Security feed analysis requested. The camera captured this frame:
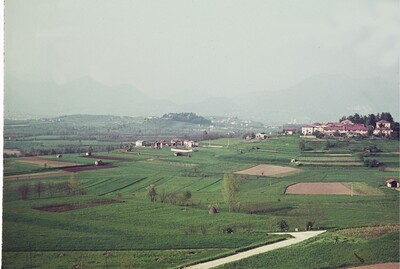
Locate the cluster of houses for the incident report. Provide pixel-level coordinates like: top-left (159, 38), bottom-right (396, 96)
top-left (135, 139), bottom-right (199, 149)
top-left (301, 120), bottom-right (393, 137)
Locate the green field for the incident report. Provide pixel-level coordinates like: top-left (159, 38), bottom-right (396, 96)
top-left (3, 136), bottom-right (399, 268)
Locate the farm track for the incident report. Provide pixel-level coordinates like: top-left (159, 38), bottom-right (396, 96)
top-left (184, 231), bottom-right (326, 269)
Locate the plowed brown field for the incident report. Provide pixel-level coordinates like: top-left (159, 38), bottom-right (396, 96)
top-left (285, 182), bottom-right (354, 195)
top-left (235, 164), bottom-right (301, 177)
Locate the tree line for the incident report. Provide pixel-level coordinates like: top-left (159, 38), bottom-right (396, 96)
top-left (339, 112), bottom-right (394, 126)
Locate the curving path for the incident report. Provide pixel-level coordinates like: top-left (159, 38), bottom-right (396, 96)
top-left (185, 230), bottom-right (326, 269)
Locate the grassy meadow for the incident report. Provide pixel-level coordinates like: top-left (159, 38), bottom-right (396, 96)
top-left (2, 135), bottom-right (399, 268)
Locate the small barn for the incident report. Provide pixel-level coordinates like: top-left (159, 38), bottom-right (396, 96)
top-left (85, 151), bottom-right (92, 156)
top-left (95, 159), bottom-right (103, 166)
top-left (56, 154), bottom-right (62, 158)
top-left (135, 140), bottom-right (146, 147)
top-left (386, 179), bottom-right (399, 188)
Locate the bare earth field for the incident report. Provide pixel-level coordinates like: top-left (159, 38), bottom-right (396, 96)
top-left (346, 263), bottom-right (400, 269)
top-left (235, 164), bottom-right (301, 177)
top-left (285, 182), bottom-right (354, 195)
top-left (19, 157), bottom-right (81, 167)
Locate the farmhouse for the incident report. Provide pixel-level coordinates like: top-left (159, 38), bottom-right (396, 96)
top-left (154, 140), bottom-right (166, 149)
top-left (256, 133), bottom-right (268, 139)
top-left (171, 139), bottom-right (198, 148)
top-left (95, 159), bottom-right (103, 166)
top-left (135, 140), bottom-right (146, 147)
top-left (373, 120), bottom-right (393, 136)
top-left (386, 179), bottom-right (399, 188)
top-left (85, 151), bottom-right (92, 156)
top-left (302, 120), bottom-right (368, 137)
top-left (283, 128), bottom-right (295, 135)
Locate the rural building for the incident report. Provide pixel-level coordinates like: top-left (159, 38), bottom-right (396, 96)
top-left (135, 140), bottom-right (146, 147)
top-left (171, 139), bottom-right (184, 147)
top-left (56, 154), bottom-right (62, 158)
top-left (283, 128), bottom-right (295, 135)
top-left (386, 179), bottom-right (399, 188)
top-left (95, 159), bottom-right (103, 166)
top-left (301, 120), bottom-right (368, 137)
top-left (244, 135), bottom-right (253, 140)
top-left (256, 133), bottom-right (268, 139)
top-left (171, 139), bottom-right (198, 148)
top-left (85, 151), bottom-right (92, 156)
top-left (373, 120), bottom-right (393, 136)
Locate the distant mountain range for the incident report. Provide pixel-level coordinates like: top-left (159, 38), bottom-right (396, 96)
top-left (4, 74), bottom-right (398, 123)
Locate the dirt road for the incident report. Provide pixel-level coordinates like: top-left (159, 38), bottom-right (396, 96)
top-left (185, 230), bottom-right (326, 269)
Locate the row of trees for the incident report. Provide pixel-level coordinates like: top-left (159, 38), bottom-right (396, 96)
top-left (4, 145), bottom-right (117, 158)
top-left (17, 177), bottom-right (86, 200)
top-left (339, 112), bottom-right (394, 126)
top-left (146, 184), bottom-right (193, 206)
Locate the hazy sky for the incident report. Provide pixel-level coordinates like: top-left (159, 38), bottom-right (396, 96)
top-left (5, 0), bottom-right (399, 102)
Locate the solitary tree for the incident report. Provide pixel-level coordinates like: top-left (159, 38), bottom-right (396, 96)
top-left (183, 190), bottom-right (192, 205)
top-left (147, 184), bottom-right (157, 202)
top-left (34, 182), bottom-right (45, 199)
top-left (223, 173), bottom-right (241, 212)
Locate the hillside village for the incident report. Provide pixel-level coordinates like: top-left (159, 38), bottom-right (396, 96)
top-left (301, 119), bottom-right (393, 137)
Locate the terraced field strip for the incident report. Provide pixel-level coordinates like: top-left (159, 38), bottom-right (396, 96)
top-left (298, 162), bottom-right (363, 166)
top-left (3, 171), bottom-right (71, 181)
top-left (185, 231), bottom-right (326, 269)
top-left (82, 155), bottom-right (133, 161)
top-left (145, 159), bottom-right (198, 167)
top-left (18, 157), bottom-right (81, 167)
top-left (297, 157), bottom-right (357, 161)
top-left (347, 263), bottom-right (400, 269)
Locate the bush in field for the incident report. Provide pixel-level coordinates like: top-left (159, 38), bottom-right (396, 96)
top-left (18, 184), bottom-right (31, 200)
top-left (306, 221), bottom-right (315, 231)
top-left (364, 159), bottom-right (381, 168)
top-left (278, 219), bottom-right (289, 231)
top-left (245, 202), bottom-right (269, 214)
top-left (147, 184), bottom-right (157, 202)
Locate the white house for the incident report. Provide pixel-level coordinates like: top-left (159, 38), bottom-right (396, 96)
top-left (135, 140), bottom-right (146, 147)
top-left (373, 120), bottom-right (393, 136)
top-left (256, 133), bottom-right (268, 139)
